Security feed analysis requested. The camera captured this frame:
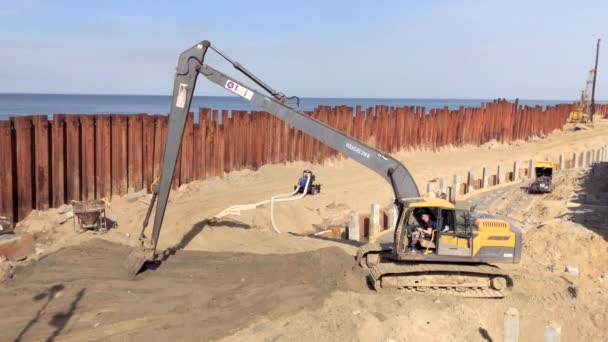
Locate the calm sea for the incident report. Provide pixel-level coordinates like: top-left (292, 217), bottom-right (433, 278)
top-left (0, 93), bottom-right (568, 121)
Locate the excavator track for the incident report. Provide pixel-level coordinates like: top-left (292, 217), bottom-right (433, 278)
top-left (355, 243), bottom-right (392, 267)
top-left (368, 263), bottom-right (512, 298)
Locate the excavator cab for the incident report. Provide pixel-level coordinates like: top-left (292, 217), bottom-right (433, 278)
top-left (395, 200), bottom-right (472, 257)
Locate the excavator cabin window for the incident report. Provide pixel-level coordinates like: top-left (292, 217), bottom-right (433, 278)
top-left (438, 209), bottom-right (469, 237)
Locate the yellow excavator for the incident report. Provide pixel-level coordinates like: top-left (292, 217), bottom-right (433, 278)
top-left (125, 40), bottom-right (522, 298)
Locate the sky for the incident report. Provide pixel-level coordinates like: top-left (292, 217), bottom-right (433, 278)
top-left (0, 0), bottom-right (606, 100)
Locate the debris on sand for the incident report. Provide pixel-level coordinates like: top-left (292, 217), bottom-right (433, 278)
top-left (0, 256), bottom-right (12, 282)
top-left (0, 217), bottom-right (12, 234)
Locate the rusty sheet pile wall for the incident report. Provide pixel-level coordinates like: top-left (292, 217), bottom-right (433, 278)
top-left (0, 100), bottom-right (580, 222)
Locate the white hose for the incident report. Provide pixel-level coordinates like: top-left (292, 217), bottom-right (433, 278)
top-left (214, 174), bottom-right (312, 234)
top-left (270, 174), bottom-right (311, 234)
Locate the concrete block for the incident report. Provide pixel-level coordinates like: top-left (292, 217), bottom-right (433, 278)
top-left (503, 307), bottom-right (520, 342)
top-left (370, 204), bottom-right (380, 237)
top-left (580, 152), bottom-right (585, 167)
top-left (0, 217), bottom-right (12, 234)
top-left (513, 161), bottom-right (520, 181)
top-left (348, 213), bottom-right (360, 242)
top-left (439, 178), bottom-right (446, 194)
top-left (0, 233), bottom-right (35, 261)
top-left (544, 321), bottom-right (561, 342)
top-left (452, 176), bottom-right (461, 201)
top-left (565, 266), bottom-right (579, 276)
top-left (467, 171), bottom-right (475, 193)
top-left (497, 165), bottom-right (503, 184)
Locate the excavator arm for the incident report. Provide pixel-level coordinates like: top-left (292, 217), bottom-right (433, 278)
top-left (125, 40), bottom-right (419, 277)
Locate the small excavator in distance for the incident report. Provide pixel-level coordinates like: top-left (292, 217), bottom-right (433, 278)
top-left (528, 161), bottom-right (554, 194)
top-left (126, 40), bottom-right (522, 298)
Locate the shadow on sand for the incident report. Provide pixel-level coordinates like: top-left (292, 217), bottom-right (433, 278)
top-left (14, 285), bottom-right (86, 342)
top-left (555, 162), bottom-right (608, 241)
top-left (141, 218), bottom-right (251, 273)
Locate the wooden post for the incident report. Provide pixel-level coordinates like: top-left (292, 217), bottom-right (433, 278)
top-left (127, 114), bottom-right (144, 192)
top-left (111, 115), bottom-right (128, 196)
top-left (52, 114), bottom-right (65, 207)
top-left (95, 115), bottom-right (112, 198)
top-left (33, 115), bottom-right (50, 209)
top-left (528, 160), bottom-right (534, 178)
top-left (482, 167), bottom-right (488, 188)
top-left (0, 120), bottom-right (14, 222)
top-left (80, 115), bottom-right (95, 200)
top-left (64, 115), bottom-right (81, 202)
top-left (13, 116), bottom-right (34, 220)
top-left (142, 115), bottom-right (156, 192)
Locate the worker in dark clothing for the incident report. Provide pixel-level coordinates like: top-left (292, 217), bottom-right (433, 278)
top-left (410, 213), bottom-right (437, 249)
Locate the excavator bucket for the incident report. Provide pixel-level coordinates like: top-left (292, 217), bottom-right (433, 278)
top-left (125, 249), bottom-right (148, 279)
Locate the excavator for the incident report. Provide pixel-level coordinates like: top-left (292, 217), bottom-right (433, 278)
top-left (126, 40), bottom-right (522, 298)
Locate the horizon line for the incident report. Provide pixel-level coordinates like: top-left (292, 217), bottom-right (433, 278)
top-left (0, 92), bottom-right (583, 102)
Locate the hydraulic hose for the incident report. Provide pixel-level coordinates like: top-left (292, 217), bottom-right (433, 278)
top-left (269, 174), bottom-right (311, 234)
top-left (214, 174), bottom-right (312, 234)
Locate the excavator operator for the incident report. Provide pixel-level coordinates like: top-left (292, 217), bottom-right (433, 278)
top-left (410, 211), bottom-right (437, 251)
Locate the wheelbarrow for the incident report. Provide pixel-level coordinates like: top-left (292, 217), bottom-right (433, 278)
top-left (72, 200), bottom-right (108, 233)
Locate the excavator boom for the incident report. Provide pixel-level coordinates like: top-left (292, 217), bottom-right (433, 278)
top-left (125, 40), bottom-right (419, 277)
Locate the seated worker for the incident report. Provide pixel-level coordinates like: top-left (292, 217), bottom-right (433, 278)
top-left (410, 212), bottom-right (437, 250)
